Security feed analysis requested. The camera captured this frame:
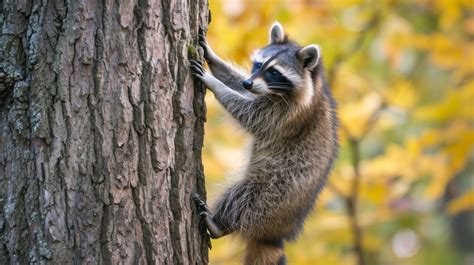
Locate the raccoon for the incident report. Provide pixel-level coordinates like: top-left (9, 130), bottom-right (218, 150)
top-left (190, 22), bottom-right (339, 265)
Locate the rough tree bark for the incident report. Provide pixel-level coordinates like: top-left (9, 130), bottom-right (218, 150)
top-left (0, 0), bottom-right (209, 264)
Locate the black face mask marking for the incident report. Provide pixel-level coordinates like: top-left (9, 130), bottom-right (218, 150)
top-left (250, 49), bottom-right (287, 79)
top-left (265, 68), bottom-right (283, 80)
top-left (247, 49), bottom-right (294, 95)
top-left (264, 67), bottom-right (293, 95)
top-left (251, 62), bottom-right (263, 74)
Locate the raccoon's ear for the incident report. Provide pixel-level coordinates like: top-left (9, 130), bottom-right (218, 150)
top-left (269, 22), bottom-right (285, 44)
top-left (297, 44), bottom-right (321, 69)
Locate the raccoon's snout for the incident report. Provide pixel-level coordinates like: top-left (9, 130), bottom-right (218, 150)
top-left (242, 79), bottom-right (253, 90)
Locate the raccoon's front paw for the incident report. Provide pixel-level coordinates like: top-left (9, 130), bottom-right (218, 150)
top-left (189, 59), bottom-right (205, 79)
top-left (190, 59), bottom-right (212, 86)
top-left (198, 29), bottom-right (210, 58)
top-left (198, 29), bottom-right (217, 63)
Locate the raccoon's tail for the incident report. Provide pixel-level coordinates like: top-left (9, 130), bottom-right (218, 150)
top-left (243, 238), bottom-right (286, 265)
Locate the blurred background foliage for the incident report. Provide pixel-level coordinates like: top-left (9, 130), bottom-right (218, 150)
top-left (201, 0), bottom-right (474, 264)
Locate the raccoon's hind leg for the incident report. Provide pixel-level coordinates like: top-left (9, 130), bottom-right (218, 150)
top-left (193, 194), bottom-right (228, 239)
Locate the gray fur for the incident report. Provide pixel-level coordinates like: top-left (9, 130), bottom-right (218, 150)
top-left (298, 44), bottom-right (321, 69)
top-left (191, 24), bottom-right (338, 265)
top-left (269, 22), bottom-right (285, 44)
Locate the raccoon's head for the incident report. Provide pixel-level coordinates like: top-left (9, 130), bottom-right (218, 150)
top-left (243, 22), bottom-right (321, 107)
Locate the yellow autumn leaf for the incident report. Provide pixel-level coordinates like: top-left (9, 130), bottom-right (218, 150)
top-left (339, 92), bottom-right (383, 137)
top-left (385, 79), bottom-right (418, 110)
top-left (359, 181), bottom-right (388, 204)
top-left (333, 69), bottom-right (371, 105)
top-left (415, 82), bottom-right (474, 122)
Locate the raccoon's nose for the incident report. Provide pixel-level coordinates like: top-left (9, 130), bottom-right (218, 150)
top-left (242, 79), bottom-right (253, 90)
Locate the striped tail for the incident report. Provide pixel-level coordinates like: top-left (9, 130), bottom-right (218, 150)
top-left (243, 238), bottom-right (286, 265)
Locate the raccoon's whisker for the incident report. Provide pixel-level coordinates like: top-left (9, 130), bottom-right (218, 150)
top-left (266, 84), bottom-right (293, 89)
top-left (266, 82), bottom-right (293, 86)
top-left (267, 84), bottom-right (292, 88)
top-left (266, 83), bottom-right (293, 88)
top-left (267, 86), bottom-right (293, 93)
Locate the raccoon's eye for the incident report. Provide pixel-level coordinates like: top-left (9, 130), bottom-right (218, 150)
top-left (269, 69), bottom-right (281, 76)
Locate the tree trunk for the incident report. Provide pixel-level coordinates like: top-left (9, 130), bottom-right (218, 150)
top-left (0, 0), bottom-right (209, 264)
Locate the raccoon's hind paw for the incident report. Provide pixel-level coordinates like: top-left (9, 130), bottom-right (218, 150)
top-left (193, 193), bottom-right (213, 249)
top-left (193, 193), bottom-right (210, 214)
top-left (193, 194), bottom-right (229, 240)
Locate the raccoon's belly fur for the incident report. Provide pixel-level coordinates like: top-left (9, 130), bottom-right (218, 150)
top-left (231, 148), bottom-right (327, 241)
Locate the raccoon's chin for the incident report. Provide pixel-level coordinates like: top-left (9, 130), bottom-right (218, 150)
top-left (249, 84), bottom-right (271, 95)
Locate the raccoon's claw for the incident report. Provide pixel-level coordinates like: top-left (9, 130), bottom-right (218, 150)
top-left (193, 193), bottom-right (227, 240)
top-left (189, 59), bottom-right (216, 90)
top-left (197, 30), bottom-right (211, 60)
top-left (189, 59), bottom-right (205, 77)
top-left (193, 193), bottom-right (213, 249)
top-left (198, 29), bottom-right (206, 45)
top-left (199, 41), bottom-right (207, 51)
top-left (189, 59), bottom-right (203, 67)
top-left (198, 37), bottom-right (206, 46)
top-left (193, 193), bottom-right (210, 214)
